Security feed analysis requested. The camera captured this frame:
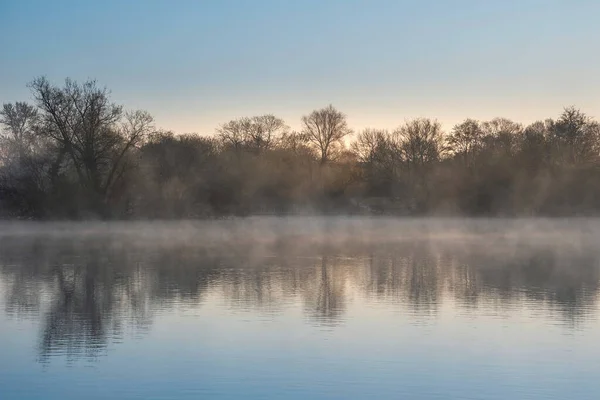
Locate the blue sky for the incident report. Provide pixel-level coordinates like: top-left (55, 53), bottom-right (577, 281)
top-left (1, 0), bottom-right (599, 134)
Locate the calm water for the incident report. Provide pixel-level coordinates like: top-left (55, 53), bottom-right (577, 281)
top-left (1, 218), bottom-right (600, 399)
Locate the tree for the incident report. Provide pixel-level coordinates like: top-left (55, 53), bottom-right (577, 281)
top-left (480, 118), bottom-right (523, 157)
top-left (481, 117), bottom-right (522, 137)
top-left (301, 105), bottom-right (352, 164)
top-left (28, 77), bottom-right (154, 214)
top-left (447, 119), bottom-right (483, 166)
top-left (395, 118), bottom-right (444, 170)
top-left (352, 129), bottom-right (401, 196)
top-left (550, 106), bottom-right (600, 164)
top-left (247, 114), bottom-right (287, 151)
top-left (104, 109), bottom-right (155, 202)
top-left (0, 101), bottom-right (53, 217)
top-left (137, 132), bottom-right (218, 217)
top-left (352, 128), bottom-right (389, 165)
top-left (0, 102), bottom-right (39, 162)
top-left (390, 118), bottom-right (445, 211)
top-left (217, 114), bottom-right (288, 153)
top-left (278, 130), bottom-right (311, 155)
top-left (216, 118), bottom-right (246, 152)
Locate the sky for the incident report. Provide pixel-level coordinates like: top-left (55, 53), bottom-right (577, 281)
top-left (1, 0), bottom-right (600, 135)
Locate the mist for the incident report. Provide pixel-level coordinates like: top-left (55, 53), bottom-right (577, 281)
top-left (2, 217), bottom-right (599, 362)
top-left (2, 78), bottom-right (600, 219)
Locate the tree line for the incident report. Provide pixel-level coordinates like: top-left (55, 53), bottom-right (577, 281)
top-left (2, 77), bottom-right (600, 219)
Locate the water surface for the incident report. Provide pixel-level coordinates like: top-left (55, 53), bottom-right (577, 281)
top-left (1, 218), bottom-right (599, 399)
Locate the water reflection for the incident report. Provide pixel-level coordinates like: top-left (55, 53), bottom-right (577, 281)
top-left (1, 219), bottom-right (599, 362)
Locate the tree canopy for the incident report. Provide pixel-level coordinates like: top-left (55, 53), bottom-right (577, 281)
top-left (2, 77), bottom-right (600, 218)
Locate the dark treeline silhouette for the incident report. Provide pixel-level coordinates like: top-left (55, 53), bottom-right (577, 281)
top-left (2, 77), bottom-right (600, 218)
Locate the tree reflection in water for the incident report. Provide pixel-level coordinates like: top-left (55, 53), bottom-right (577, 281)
top-left (0, 219), bottom-right (599, 362)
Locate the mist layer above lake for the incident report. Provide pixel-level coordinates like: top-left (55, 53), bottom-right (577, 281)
top-left (1, 218), bottom-right (599, 399)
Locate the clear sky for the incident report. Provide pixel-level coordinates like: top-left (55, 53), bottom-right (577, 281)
top-left (1, 0), bottom-right (599, 134)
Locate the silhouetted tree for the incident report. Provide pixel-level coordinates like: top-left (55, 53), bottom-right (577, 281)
top-left (550, 106), bottom-right (600, 165)
top-left (395, 118), bottom-right (444, 169)
top-left (0, 101), bottom-right (52, 216)
top-left (447, 119), bottom-right (483, 167)
top-left (0, 102), bottom-right (39, 161)
top-left (301, 105), bottom-right (352, 164)
top-left (3, 76), bottom-right (600, 218)
top-left (217, 114), bottom-right (288, 153)
top-left (28, 77), bottom-right (154, 216)
top-left (352, 129), bottom-right (400, 197)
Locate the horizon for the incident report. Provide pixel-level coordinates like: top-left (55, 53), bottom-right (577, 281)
top-left (2, 0), bottom-right (600, 134)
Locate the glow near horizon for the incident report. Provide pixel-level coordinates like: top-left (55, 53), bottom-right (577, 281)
top-left (1, 0), bottom-right (600, 135)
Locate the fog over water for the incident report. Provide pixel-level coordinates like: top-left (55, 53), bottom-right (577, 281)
top-left (1, 217), bottom-right (600, 399)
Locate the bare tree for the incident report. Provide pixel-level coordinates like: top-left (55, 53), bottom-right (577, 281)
top-left (0, 102), bottom-right (39, 162)
top-left (217, 117), bottom-right (250, 152)
top-left (481, 117), bottom-right (522, 137)
top-left (352, 129), bottom-right (389, 164)
top-left (104, 110), bottom-right (155, 200)
top-left (301, 105), bottom-right (352, 164)
top-left (394, 118), bottom-right (444, 170)
top-left (447, 119), bottom-right (483, 166)
top-left (0, 101), bottom-right (52, 216)
top-left (217, 114), bottom-right (287, 153)
top-left (350, 129), bottom-right (396, 196)
top-left (248, 115), bottom-right (287, 151)
top-left (278, 130), bottom-right (314, 160)
top-left (550, 106), bottom-right (600, 164)
top-left (480, 118), bottom-right (523, 157)
top-left (28, 77), bottom-right (154, 211)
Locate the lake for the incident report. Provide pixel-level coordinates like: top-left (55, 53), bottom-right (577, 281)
top-left (1, 217), bottom-right (599, 399)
